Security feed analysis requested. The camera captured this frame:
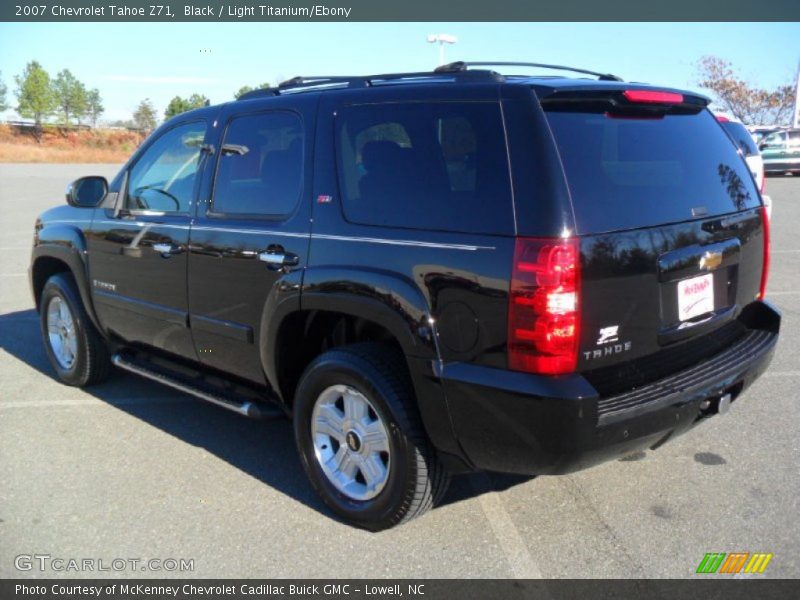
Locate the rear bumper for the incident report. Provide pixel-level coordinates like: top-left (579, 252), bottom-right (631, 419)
top-left (437, 301), bottom-right (780, 475)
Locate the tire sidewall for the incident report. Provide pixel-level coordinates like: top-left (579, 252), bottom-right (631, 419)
top-left (294, 353), bottom-right (415, 528)
top-left (40, 275), bottom-right (90, 386)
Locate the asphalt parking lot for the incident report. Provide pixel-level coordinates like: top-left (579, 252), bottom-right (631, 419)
top-left (0, 163), bottom-right (798, 579)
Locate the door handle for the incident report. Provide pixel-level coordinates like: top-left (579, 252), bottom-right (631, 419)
top-left (153, 243), bottom-right (182, 256)
top-left (258, 251), bottom-right (299, 267)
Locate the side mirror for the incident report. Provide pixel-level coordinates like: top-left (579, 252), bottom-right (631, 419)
top-left (66, 176), bottom-right (108, 208)
top-left (758, 143), bottom-right (767, 151)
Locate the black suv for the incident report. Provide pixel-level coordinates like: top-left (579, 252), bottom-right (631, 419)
top-left (30, 62), bottom-right (780, 530)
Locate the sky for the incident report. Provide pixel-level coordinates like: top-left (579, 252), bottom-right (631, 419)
top-left (0, 22), bottom-right (798, 123)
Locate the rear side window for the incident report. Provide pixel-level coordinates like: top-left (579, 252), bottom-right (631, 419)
top-left (544, 109), bottom-right (761, 233)
top-left (721, 121), bottom-right (759, 156)
top-left (336, 102), bottom-right (513, 234)
top-left (212, 112), bottom-right (303, 216)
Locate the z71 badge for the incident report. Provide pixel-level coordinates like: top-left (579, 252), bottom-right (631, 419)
top-left (584, 325), bottom-right (632, 361)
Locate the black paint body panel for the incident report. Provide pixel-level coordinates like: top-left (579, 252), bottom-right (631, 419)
top-left (29, 77), bottom-right (779, 477)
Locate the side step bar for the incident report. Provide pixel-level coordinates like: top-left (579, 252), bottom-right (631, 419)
top-left (111, 354), bottom-right (283, 420)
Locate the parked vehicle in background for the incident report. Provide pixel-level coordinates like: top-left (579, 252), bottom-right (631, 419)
top-left (760, 129), bottom-right (800, 175)
top-left (748, 126), bottom-right (783, 145)
top-left (718, 116), bottom-right (765, 192)
top-left (29, 62), bottom-right (780, 530)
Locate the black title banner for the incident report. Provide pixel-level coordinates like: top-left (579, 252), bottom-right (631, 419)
top-left (3, 0), bottom-right (800, 22)
top-left (4, 580), bottom-right (800, 600)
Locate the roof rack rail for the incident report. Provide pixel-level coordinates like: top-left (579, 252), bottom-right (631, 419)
top-left (236, 67), bottom-right (510, 100)
top-left (435, 61), bottom-right (623, 82)
top-left (237, 88), bottom-right (280, 101)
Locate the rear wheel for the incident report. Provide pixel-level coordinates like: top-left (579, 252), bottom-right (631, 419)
top-left (40, 273), bottom-right (112, 386)
top-left (293, 343), bottom-right (450, 530)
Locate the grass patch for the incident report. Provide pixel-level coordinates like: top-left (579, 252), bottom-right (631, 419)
top-left (0, 124), bottom-right (144, 163)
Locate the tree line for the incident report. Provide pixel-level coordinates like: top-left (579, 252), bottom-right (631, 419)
top-left (0, 60), bottom-right (274, 142)
top-left (1, 61), bottom-right (104, 141)
top-left (3, 55), bottom-right (791, 140)
top-left (126, 83), bottom-right (270, 133)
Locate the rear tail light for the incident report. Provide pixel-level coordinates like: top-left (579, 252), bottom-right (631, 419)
top-left (508, 238), bottom-right (580, 375)
top-left (623, 90), bottom-right (683, 104)
top-left (758, 205), bottom-right (770, 300)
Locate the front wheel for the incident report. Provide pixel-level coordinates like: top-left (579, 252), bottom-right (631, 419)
top-left (39, 273), bottom-right (112, 387)
top-left (293, 343), bottom-right (450, 530)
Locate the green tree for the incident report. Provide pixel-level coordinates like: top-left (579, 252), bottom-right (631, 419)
top-left (15, 60), bottom-right (56, 142)
top-left (133, 98), bottom-right (157, 132)
top-left (0, 71), bottom-right (8, 112)
top-left (86, 88), bottom-right (104, 127)
top-left (52, 69), bottom-right (88, 126)
top-left (234, 82), bottom-right (271, 99)
top-left (697, 56), bottom-right (795, 125)
top-left (164, 93), bottom-right (209, 119)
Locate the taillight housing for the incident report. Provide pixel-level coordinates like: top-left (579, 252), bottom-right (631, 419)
top-left (508, 238), bottom-right (581, 375)
top-left (758, 205), bottom-right (770, 300)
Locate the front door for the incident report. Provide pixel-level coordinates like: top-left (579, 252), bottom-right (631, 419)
top-left (88, 119), bottom-right (209, 358)
top-left (187, 101), bottom-right (313, 384)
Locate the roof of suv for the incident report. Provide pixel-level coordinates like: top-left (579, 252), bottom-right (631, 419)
top-left (232, 62), bottom-right (709, 104)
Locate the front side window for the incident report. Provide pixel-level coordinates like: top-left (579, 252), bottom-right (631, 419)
top-left (211, 112), bottom-right (303, 216)
top-left (126, 121), bottom-right (206, 213)
top-left (336, 102), bottom-right (514, 234)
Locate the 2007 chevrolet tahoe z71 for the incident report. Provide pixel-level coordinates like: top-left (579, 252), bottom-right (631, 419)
top-left (30, 62), bottom-right (780, 530)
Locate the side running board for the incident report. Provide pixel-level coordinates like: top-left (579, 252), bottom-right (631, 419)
top-left (111, 354), bottom-right (284, 419)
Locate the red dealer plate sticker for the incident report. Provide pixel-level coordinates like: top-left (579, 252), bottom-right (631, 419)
top-left (678, 273), bottom-right (714, 321)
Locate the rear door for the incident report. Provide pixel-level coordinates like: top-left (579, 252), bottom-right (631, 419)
top-left (88, 119), bottom-right (209, 357)
top-left (187, 98), bottom-right (313, 384)
top-left (539, 92), bottom-right (765, 388)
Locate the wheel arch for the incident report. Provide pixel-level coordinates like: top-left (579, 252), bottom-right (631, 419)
top-left (31, 241), bottom-right (103, 334)
top-left (260, 267), bottom-right (465, 462)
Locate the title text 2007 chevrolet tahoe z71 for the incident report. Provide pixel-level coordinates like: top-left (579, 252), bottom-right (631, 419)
top-left (30, 62), bottom-right (780, 530)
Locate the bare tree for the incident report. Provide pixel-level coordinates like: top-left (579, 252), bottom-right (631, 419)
top-left (697, 56), bottom-right (794, 126)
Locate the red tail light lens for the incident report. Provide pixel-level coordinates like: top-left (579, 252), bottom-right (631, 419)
top-left (758, 206), bottom-right (770, 300)
top-left (623, 90), bottom-right (683, 104)
top-left (508, 238), bottom-right (580, 375)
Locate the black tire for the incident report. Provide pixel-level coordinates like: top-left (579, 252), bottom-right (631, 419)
top-left (293, 343), bottom-right (450, 530)
top-left (39, 272), bottom-right (112, 387)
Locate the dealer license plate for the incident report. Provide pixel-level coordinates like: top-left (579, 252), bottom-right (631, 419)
top-left (678, 273), bottom-right (714, 322)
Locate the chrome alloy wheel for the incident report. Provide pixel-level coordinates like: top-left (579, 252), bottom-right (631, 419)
top-left (311, 384), bottom-right (391, 501)
top-left (46, 296), bottom-right (78, 369)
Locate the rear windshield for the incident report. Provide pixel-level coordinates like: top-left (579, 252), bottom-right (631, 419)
top-left (544, 109), bottom-right (761, 233)
top-left (720, 121), bottom-right (759, 156)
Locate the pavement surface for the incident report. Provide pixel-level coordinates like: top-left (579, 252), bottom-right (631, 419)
top-left (0, 163), bottom-right (798, 579)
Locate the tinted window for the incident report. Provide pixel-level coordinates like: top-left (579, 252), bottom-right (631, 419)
top-left (336, 102), bottom-right (513, 234)
top-left (544, 109), bottom-right (761, 233)
top-left (212, 112), bottom-right (303, 216)
top-left (126, 121), bottom-right (206, 213)
top-left (721, 121), bottom-right (759, 156)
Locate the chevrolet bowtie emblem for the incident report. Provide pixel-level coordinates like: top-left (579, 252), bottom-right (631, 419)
top-left (699, 250), bottom-right (723, 271)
